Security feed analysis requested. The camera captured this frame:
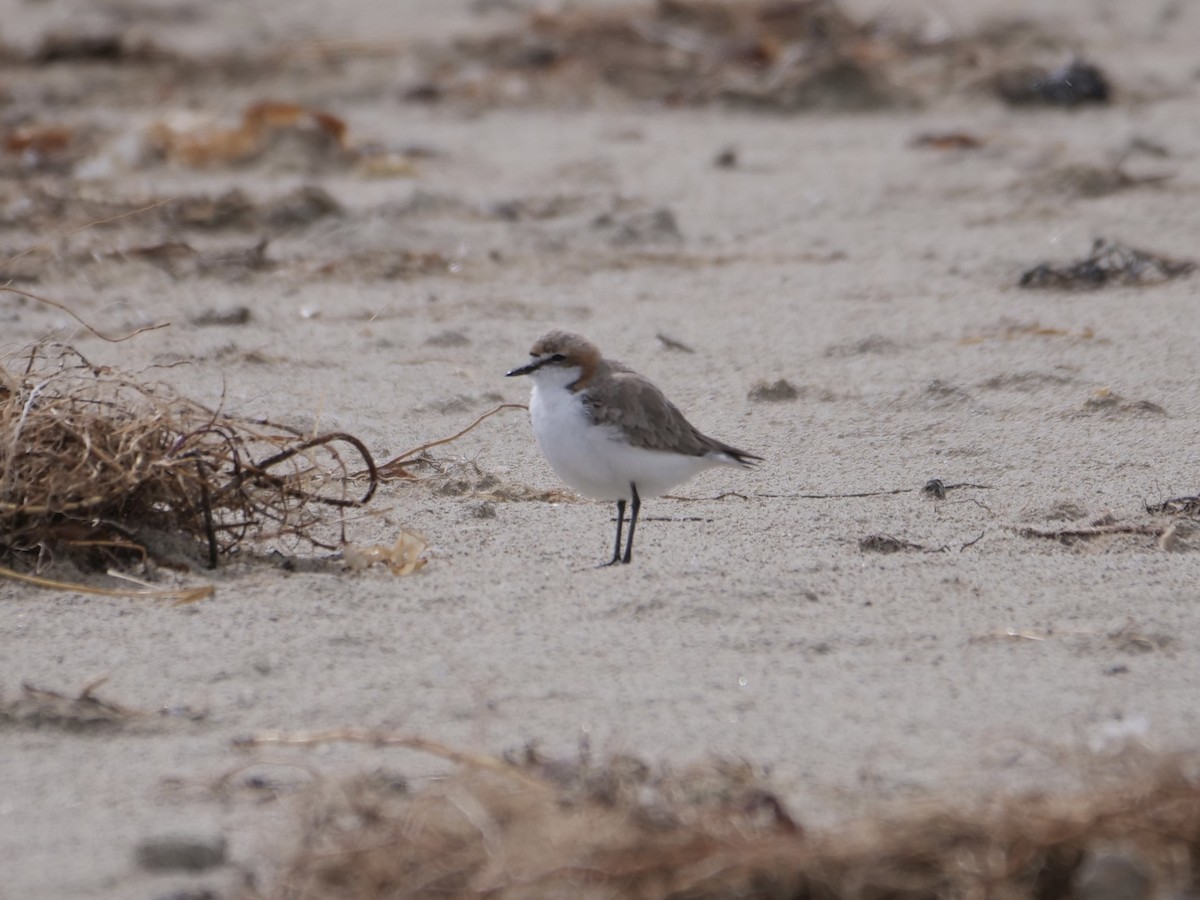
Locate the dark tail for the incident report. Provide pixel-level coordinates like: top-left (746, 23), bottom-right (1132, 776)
top-left (705, 435), bottom-right (762, 467)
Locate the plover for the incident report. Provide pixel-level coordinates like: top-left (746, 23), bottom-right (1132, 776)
top-left (507, 330), bottom-right (761, 565)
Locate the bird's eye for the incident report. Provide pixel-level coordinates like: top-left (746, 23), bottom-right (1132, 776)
top-left (549, 353), bottom-right (566, 363)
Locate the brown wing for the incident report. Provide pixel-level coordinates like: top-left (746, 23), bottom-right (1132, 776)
top-left (582, 361), bottom-right (760, 462)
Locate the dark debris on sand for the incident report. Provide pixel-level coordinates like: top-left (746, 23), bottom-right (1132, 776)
top-left (1019, 238), bottom-right (1195, 290)
top-left (995, 58), bottom-right (1112, 107)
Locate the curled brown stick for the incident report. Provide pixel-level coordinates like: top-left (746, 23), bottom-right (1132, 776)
top-left (235, 431), bottom-right (379, 507)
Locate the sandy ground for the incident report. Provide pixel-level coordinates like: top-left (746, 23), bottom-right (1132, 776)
top-left (2, 0), bottom-right (1200, 897)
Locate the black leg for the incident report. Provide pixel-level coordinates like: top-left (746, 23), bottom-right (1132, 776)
top-left (621, 483), bottom-right (640, 564)
top-left (604, 498), bottom-right (626, 567)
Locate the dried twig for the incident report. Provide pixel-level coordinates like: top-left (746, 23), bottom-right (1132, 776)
top-left (376, 402), bottom-right (527, 480)
top-left (1147, 495), bottom-right (1200, 517)
top-left (1, 285), bottom-right (169, 343)
top-left (957, 530), bottom-right (987, 550)
top-left (1017, 523), bottom-right (1165, 541)
top-left (759, 480), bottom-right (991, 500)
top-left (0, 563), bottom-right (215, 604)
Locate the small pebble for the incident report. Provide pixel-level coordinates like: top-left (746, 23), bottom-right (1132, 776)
top-left (190, 307), bottom-right (252, 327)
top-left (425, 328), bottom-right (471, 347)
top-left (135, 834), bottom-right (227, 872)
top-left (153, 889), bottom-right (218, 900)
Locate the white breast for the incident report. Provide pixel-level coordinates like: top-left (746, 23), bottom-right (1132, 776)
top-left (528, 374), bottom-right (720, 501)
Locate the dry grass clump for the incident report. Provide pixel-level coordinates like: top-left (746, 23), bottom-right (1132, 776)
top-left (270, 743), bottom-right (801, 900)
top-left (0, 342), bottom-right (375, 571)
top-left (264, 738), bottom-right (1200, 900)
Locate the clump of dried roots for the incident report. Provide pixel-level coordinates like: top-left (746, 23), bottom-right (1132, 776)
top-left (258, 733), bottom-right (1200, 900)
top-left (0, 342), bottom-right (376, 572)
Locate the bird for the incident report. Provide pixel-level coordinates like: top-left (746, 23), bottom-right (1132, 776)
top-left (506, 330), bottom-right (761, 565)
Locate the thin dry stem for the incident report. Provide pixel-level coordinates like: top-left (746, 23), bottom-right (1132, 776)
top-left (376, 402), bottom-right (527, 480)
top-left (1, 286), bottom-right (170, 343)
top-left (0, 564), bottom-right (215, 604)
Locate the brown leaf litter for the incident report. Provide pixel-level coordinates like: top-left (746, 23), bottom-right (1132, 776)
top-left (243, 731), bottom-right (1200, 900)
top-left (398, 0), bottom-right (1129, 114)
top-left (141, 99), bottom-right (423, 176)
top-left (408, 0), bottom-right (907, 111)
top-left (146, 101), bottom-right (353, 170)
top-left (6, 2), bottom-right (1126, 123)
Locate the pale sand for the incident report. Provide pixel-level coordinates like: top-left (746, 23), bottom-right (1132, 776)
top-left (3, 1), bottom-right (1200, 896)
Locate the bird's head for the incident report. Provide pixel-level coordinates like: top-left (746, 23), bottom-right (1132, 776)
top-left (506, 330), bottom-right (601, 390)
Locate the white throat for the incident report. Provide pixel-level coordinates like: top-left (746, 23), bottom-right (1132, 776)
top-left (527, 363), bottom-right (583, 393)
